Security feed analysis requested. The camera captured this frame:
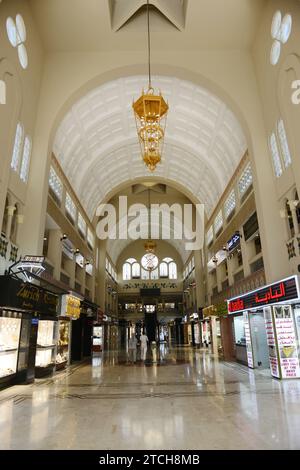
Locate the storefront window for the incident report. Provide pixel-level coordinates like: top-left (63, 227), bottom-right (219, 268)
top-left (233, 316), bottom-right (246, 346)
top-left (0, 316), bottom-right (21, 378)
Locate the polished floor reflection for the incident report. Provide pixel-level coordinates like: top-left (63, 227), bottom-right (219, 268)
top-left (0, 347), bottom-right (300, 450)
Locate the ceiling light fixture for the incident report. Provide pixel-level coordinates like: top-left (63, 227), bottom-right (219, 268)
top-left (132, 0), bottom-right (169, 172)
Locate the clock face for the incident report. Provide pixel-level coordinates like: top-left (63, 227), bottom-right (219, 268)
top-left (141, 253), bottom-right (159, 272)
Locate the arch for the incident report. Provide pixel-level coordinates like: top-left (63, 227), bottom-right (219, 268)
top-left (53, 74), bottom-right (247, 219)
top-left (45, 64), bottom-right (257, 221)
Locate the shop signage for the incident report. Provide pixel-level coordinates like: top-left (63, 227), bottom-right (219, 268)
top-left (227, 233), bottom-right (240, 253)
top-left (0, 276), bottom-right (58, 315)
top-left (243, 312), bottom-right (254, 369)
top-left (273, 305), bottom-right (300, 379)
top-left (228, 276), bottom-right (300, 314)
top-left (61, 294), bottom-right (81, 320)
top-left (23, 255), bottom-right (45, 264)
top-left (263, 307), bottom-right (280, 379)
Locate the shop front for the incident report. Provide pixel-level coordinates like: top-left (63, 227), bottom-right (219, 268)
top-left (56, 294), bottom-right (81, 370)
top-left (70, 297), bottom-right (98, 362)
top-left (228, 275), bottom-right (300, 379)
top-left (202, 305), bottom-right (224, 356)
top-left (0, 275), bottom-right (59, 387)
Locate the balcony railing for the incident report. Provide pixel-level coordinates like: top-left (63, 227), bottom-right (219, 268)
top-left (211, 268), bottom-right (266, 305)
top-left (286, 235), bottom-right (300, 260)
top-left (0, 233), bottom-right (19, 274)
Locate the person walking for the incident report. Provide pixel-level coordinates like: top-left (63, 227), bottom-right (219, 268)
top-left (128, 335), bottom-right (137, 364)
top-left (140, 331), bottom-right (149, 361)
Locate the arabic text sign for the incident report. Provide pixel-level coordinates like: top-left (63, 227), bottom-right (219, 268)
top-left (274, 306), bottom-right (300, 379)
top-left (243, 312), bottom-right (254, 368)
top-left (228, 277), bottom-right (299, 314)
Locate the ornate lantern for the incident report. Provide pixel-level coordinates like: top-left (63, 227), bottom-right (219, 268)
top-left (132, 0), bottom-right (169, 172)
top-left (133, 88), bottom-right (168, 172)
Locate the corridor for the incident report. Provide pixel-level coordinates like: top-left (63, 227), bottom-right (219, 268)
top-left (0, 348), bottom-right (300, 450)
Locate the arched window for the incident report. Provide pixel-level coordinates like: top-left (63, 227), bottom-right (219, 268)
top-left (6, 15), bottom-right (28, 69)
top-left (20, 136), bottom-right (31, 182)
top-left (123, 263), bottom-right (131, 281)
top-left (269, 133), bottom-right (283, 178)
top-left (150, 268), bottom-right (159, 280)
top-left (277, 119), bottom-right (292, 168)
top-left (132, 262), bottom-right (141, 279)
top-left (122, 258), bottom-right (139, 280)
top-left (159, 262), bottom-right (168, 278)
top-left (169, 262), bottom-right (177, 280)
top-left (141, 268), bottom-right (149, 280)
top-left (11, 123), bottom-right (23, 171)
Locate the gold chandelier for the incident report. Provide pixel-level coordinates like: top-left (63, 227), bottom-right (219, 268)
top-left (132, 0), bottom-right (169, 172)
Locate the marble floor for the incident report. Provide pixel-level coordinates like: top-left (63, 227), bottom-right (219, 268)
top-left (0, 346), bottom-right (300, 450)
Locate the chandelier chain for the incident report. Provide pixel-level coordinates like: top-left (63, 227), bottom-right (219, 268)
top-left (147, 0), bottom-right (152, 89)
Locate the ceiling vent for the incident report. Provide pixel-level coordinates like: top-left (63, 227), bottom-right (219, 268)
top-left (109, 0), bottom-right (187, 32)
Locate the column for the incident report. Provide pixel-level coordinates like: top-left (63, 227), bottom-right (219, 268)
top-left (194, 249), bottom-right (205, 308)
top-left (47, 229), bottom-right (62, 280)
top-left (65, 257), bottom-right (76, 289)
top-left (5, 206), bottom-right (16, 241)
top-left (289, 201), bottom-right (300, 236)
top-left (240, 227), bottom-right (251, 277)
top-left (95, 239), bottom-right (107, 311)
top-left (227, 254), bottom-right (234, 286)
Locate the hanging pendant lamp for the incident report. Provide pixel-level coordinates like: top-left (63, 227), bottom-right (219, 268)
top-left (132, 0), bottom-right (169, 172)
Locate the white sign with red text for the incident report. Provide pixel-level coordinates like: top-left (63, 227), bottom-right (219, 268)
top-left (274, 306), bottom-right (300, 379)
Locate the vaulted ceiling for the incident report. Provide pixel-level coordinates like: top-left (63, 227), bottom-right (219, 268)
top-left (53, 75), bottom-right (247, 220)
top-left (29, 0), bottom-right (266, 52)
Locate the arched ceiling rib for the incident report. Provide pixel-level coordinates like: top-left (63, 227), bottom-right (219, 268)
top-left (53, 76), bottom-right (247, 219)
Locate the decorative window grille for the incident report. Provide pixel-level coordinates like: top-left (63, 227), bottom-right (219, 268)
top-left (65, 193), bottom-right (76, 221)
top-left (269, 133), bottom-right (283, 178)
top-left (277, 119), bottom-right (292, 168)
top-left (214, 210), bottom-right (223, 234)
top-left (49, 166), bottom-right (63, 202)
top-left (11, 123), bottom-right (23, 171)
top-left (78, 213), bottom-right (86, 237)
top-left (224, 190), bottom-right (236, 219)
top-left (238, 163), bottom-right (253, 197)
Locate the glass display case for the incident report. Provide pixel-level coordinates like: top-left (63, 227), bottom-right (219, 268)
top-left (0, 316), bottom-right (21, 380)
top-left (92, 325), bottom-right (103, 353)
top-left (35, 320), bottom-right (56, 377)
top-left (56, 319), bottom-right (71, 370)
top-left (17, 318), bottom-right (31, 373)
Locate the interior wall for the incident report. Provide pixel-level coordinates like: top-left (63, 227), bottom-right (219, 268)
top-left (253, 0), bottom-right (300, 278)
top-left (0, 0), bottom-right (43, 258)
